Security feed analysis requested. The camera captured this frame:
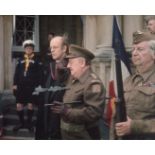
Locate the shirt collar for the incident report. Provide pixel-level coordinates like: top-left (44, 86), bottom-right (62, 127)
top-left (76, 68), bottom-right (91, 84)
top-left (132, 64), bottom-right (155, 82)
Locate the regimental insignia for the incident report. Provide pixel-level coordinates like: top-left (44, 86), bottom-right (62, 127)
top-left (92, 84), bottom-right (101, 93)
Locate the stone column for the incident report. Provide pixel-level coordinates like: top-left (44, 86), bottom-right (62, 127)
top-left (83, 15), bottom-right (96, 52)
top-left (3, 16), bottom-right (13, 89)
top-left (96, 15), bottom-right (113, 47)
top-left (123, 15), bottom-right (143, 49)
top-left (0, 16), bottom-right (16, 105)
top-left (94, 15), bottom-right (113, 87)
top-left (0, 16), bottom-right (4, 91)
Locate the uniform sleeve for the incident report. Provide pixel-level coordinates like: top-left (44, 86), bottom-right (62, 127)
top-left (131, 119), bottom-right (155, 134)
top-left (63, 81), bottom-right (106, 124)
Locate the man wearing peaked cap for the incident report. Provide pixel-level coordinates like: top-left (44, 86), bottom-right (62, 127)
top-left (66, 44), bottom-right (95, 60)
top-left (145, 16), bottom-right (155, 34)
top-left (51, 44), bottom-right (106, 140)
top-left (133, 30), bottom-right (155, 44)
top-left (114, 30), bottom-right (155, 140)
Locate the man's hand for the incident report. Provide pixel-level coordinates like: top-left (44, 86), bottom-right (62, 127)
top-left (51, 101), bottom-right (67, 114)
top-left (115, 117), bottom-right (132, 136)
top-left (12, 85), bottom-right (17, 90)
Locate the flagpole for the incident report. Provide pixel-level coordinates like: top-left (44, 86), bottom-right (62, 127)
top-left (112, 16), bottom-right (130, 139)
top-left (114, 47), bottom-right (127, 123)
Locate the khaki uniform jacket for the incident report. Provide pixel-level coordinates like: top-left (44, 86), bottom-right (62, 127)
top-left (123, 64), bottom-right (155, 139)
top-left (61, 68), bottom-right (105, 139)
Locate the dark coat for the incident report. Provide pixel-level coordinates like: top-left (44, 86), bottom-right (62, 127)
top-left (13, 55), bottom-right (43, 104)
top-left (35, 59), bottom-right (70, 139)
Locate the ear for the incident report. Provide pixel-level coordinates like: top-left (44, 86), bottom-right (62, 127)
top-left (62, 45), bottom-right (67, 53)
top-left (80, 58), bottom-right (86, 67)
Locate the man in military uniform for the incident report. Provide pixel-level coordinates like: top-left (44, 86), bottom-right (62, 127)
top-left (115, 31), bottom-right (155, 139)
top-left (51, 44), bottom-right (105, 140)
top-left (145, 16), bottom-right (155, 34)
top-left (13, 39), bottom-right (43, 132)
top-left (35, 35), bottom-right (70, 139)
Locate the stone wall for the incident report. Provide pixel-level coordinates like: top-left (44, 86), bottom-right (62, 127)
top-left (83, 15), bottom-right (144, 96)
top-left (0, 15), bottom-right (145, 96)
top-left (0, 15), bottom-right (13, 91)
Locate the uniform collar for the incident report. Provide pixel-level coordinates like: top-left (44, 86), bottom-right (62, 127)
top-left (77, 68), bottom-right (91, 84)
top-left (132, 64), bottom-right (155, 82)
top-left (142, 64), bottom-right (155, 81)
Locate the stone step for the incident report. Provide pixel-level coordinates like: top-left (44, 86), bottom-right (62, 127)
top-left (4, 114), bottom-right (37, 126)
top-left (4, 105), bottom-right (38, 115)
top-left (0, 91), bottom-right (37, 139)
top-left (2, 105), bottom-right (38, 139)
top-left (2, 125), bottom-right (35, 138)
top-left (0, 135), bottom-right (34, 140)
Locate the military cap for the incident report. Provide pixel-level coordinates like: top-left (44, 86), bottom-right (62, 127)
top-left (22, 39), bottom-right (35, 48)
top-left (66, 44), bottom-right (95, 60)
top-left (133, 30), bottom-right (155, 44)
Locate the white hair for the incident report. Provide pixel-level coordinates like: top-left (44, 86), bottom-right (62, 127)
top-left (148, 40), bottom-right (155, 57)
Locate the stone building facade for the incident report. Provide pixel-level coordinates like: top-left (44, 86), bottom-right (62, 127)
top-left (0, 15), bottom-right (146, 97)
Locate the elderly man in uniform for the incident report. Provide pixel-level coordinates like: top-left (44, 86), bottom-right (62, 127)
top-left (115, 31), bottom-right (155, 139)
top-left (13, 39), bottom-right (43, 132)
top-left (51, 44), bottom-right (105, 140)
top-left (145, 16), bottom-right (155, 34)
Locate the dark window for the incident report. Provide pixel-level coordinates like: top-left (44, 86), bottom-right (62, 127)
top-left (12, 15), bottom-right (39, 52)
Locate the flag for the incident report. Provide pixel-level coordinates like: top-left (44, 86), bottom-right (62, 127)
top-left (112, 16), bottom-right (131, 74)
top-left (105, 54), bottom-right (116, 125)
top-left (105, 16), bottom-right (131, 125)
